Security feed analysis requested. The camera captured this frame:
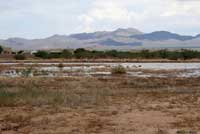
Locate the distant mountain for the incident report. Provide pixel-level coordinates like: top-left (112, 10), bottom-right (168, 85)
top-left (131, 31), bottom-right (194, 41)
top-left (70, 28), bottom-right (143, 40)
top-left (111, 28), bottom-right (143, 37)
top-left (5, 38), bottom-right (29, 46)
top-left (70, 32), bottom-right (107, 40)
top-left (0, 28), bottom-right (200, 50)
top-left (94, 38), bottom-right (142, 46)
top-left (195, 34), bottom-right (200, 38)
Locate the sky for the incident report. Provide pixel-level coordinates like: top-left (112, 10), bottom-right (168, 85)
top-left (0, 0), bottom-right (200, 39)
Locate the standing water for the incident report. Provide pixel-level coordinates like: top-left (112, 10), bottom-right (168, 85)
top-left (0, 62), bottom-right (200, 77)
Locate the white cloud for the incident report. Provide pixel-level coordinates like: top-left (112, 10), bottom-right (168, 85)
top-left (78, 0), bottom-right (145, 32)
top-left (78, 0), bottom-right (200, 35)
top-left (78, 15), bottom-right (94, 32)
top-left (0, 0), bottom-right (200, 38)
top-left (162, 0), bottom-right (200, 17)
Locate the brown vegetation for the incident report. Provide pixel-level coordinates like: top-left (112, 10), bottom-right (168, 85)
top-left (0, 77), bottom-right (200, 134)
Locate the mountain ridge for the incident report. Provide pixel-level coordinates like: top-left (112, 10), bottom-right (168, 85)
top-left (131, 31), bottom-right (195, 41)
top-left (0, 28), bottom-right (200, 50)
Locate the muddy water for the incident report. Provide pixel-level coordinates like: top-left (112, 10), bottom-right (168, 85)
top-left (0, 62), bottom-right (200, 78)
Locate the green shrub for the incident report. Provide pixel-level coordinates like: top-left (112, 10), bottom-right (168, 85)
top-left (61, 50), bottom-right (73, 58)
top-left (74, 48), bottom-right (93, 59)
top-left (111, 65), bottom-right (127, 74)
top-left (34, 51), bottom-right (49, 59)
top-left (0, 45), bottom-right (3, 54)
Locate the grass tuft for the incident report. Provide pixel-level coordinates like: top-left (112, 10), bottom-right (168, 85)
top-left (111, 65), bottom-right (126, 75)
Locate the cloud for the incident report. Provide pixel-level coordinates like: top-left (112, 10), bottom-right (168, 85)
top-left (0, 0), bottom-right (200, 38)
top-left (78, 0), bottom-right (200, 35)
top-left (78, 0), bottom-right (145, 32)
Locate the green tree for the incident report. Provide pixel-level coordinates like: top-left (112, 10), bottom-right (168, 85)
top-left (180, 49), bottom-right (196, 60)
top-left (105, 50), bottom-right (118, 58)
top-left (48, 52), bottom-right (61, 58)
top-left (17, 50), bottom-right (24, 54)
top-left (140, 50), bottom-right (151, 59)
top-left (34, 51), bottom-right (49, 59)
top-left (61, 49), bottom-right (73, 59)
top-left (74, 48), bottom-right (93, 59)
top-left (157, 49), bottom-right (168, 59)
top-left (167, 51), bottom-right (180, 60)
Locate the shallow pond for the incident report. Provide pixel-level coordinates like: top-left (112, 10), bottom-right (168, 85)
top-left (1, 62), bottom-right (200, 78)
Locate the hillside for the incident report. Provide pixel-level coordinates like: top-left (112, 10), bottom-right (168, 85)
top-left (0, 28), bottom-right (200, 50)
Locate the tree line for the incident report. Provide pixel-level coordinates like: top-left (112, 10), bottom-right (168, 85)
top-left (1, 45), bottom-right (200, 60)
top-left (34, 48), bottom-right (200, 60)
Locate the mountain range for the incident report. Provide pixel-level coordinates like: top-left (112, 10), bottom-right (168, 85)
top-left (1, 28), bottom-right (200, 50)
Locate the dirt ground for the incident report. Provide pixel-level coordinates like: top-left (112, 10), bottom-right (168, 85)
top-left (0, 77), bottom-right (200, 134)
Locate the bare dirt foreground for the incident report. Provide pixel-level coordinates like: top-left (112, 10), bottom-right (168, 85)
top-left (0, 77), bottom-right (200, 134)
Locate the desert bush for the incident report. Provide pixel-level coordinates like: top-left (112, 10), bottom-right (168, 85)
top-left (14, 54), bottom-right (26, 60)
top-left (58, 63), bottom-right (64, 68)
top-left (21, 68), bottom-right (33, 77)
top-left (111, 65), bottom-right (127, 74)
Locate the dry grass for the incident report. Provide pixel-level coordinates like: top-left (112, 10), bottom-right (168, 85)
top-left (0, 77), bottom-right (112, 107)
top-left (0, 77), bottom-right (200, 107)
top-left (0, 77), bottom-right (200, 134)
